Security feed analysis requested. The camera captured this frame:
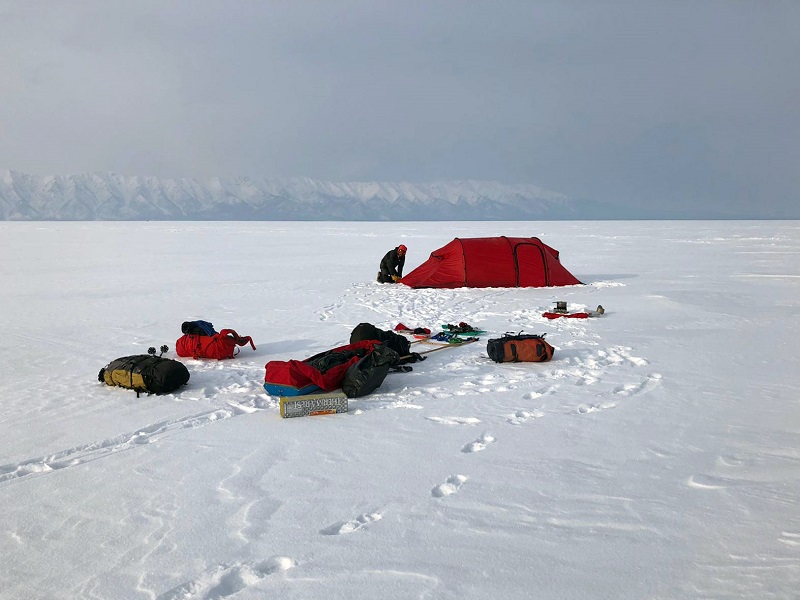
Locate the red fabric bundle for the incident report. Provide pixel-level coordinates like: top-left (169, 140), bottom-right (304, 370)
top-left (176, 329), bottom-right (256, 360)
top-left (542, 312), bottom-right (589, 319)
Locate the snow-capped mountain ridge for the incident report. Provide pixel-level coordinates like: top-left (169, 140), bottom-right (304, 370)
top-left (0, 170), bottom-right (598, 221)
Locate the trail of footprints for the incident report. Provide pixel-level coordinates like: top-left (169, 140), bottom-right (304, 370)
top-left (423, 344), bottom-right (662, 504)
top-left (0, 381), bottom-right (274, 487)
top-left (7, 326), bottom-right (661, 596)
top-left (320, 349), bottom-right (663, 540)
top-left (313, 286), bottom-right (662, 560)
top-left (321, 341), bottom-right (663, 548)
top-left (157, 343), bottom-right (661, 599)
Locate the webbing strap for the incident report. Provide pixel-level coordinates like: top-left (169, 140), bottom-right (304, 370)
top-left (220, 329), bottom-right (256, 350)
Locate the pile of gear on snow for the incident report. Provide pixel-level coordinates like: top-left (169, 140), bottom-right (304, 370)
top-left (98, 300), bottom-right (601, 417)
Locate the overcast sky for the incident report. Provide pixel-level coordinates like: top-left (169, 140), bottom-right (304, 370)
top-left (1, 1), bottom-right (798, 216)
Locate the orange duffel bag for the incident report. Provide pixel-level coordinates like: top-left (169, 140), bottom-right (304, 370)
top-left (486, 333), bottom-right (554, 363)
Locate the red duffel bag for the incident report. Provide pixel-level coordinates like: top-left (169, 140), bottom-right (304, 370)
top-left (176, 329), bottom-right (256, 359)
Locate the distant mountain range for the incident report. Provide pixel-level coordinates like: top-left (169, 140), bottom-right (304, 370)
top-left (0, 170), bottom-right (630, 221)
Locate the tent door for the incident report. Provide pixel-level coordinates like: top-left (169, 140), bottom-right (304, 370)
top-left (514, 243), bottom-right (548, 287)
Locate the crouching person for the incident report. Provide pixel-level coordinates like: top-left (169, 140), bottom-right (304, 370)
top-left (377, 244), bottom-right (407, 283)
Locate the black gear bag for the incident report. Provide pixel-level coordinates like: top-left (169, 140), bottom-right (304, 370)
top-left (341, 344), bottom-right (402, 398)
top-left (99, 353), bottom-right (190, 396)
top-left (349, 322), bottom-right (411, 357)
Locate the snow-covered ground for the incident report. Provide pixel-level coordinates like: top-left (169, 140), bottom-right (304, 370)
top-left (1, 220), bottom-right (798, 600)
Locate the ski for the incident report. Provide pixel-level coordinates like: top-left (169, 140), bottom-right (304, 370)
top-left (416, 338), bottom-right (479, 353)
top-left (441, 323), bottom-right (486, 336)
top-left (397, 338), bottom-right (479, 361)
top-left (425, 331), bottom-right (482, 344)
top-left (442, 329), bottom-right (486, 337)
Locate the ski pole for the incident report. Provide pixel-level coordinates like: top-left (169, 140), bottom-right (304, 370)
top-left (400, 338), bottom-right (478, 359)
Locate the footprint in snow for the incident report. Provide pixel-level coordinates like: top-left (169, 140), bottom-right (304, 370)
top-left (156, 556), bottom-right (296, 600)
top-left (320, 512), bottom-right (383, 535)
top-left (612, 373), bottom-right (662, 397)
top-left (523, 385), bottom-right (558, 400)
top-left (461, 433), bottom-right (496, 453)
top-left (575, 401), bottom-right (616, 414)
top-left (601, 346), bottom-right (649, 367)
top-left (432, 474), bottom-right (468, 498)
top-left (687, 474), bottom-right (727, 490)
top-left (506, 409), bottom-right (544, 425)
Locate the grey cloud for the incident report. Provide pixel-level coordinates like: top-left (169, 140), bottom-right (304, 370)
top-left (0, 0), bottom-right (797, 217)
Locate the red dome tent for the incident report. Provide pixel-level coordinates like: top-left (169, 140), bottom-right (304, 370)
top-left (399, 236), bottom-right (581, 289)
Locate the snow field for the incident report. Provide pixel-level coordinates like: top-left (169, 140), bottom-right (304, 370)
top-left (1, 220), bottom-right (799, 599)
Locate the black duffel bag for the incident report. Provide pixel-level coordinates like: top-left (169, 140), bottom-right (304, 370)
top-left (99, 353), bottom-right (190, 396)
top-left (341, 344), bottom-right (403, 398)
top-left (349, 322), bottom-right (411, 357)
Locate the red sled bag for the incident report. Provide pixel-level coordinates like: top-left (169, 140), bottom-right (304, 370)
top-left (176, 329), bottom-right (256, 360)
top-left (264, 340), bottom-right (382, 396)
top-left (486, 333), bottom-right (554, 363)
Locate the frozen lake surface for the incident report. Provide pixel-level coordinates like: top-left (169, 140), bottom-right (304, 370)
top-left (1, 220), bottom-right (799, 599)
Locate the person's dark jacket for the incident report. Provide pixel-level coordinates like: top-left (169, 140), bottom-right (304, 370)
top-left (379, 248), bottom-right (405, 280)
